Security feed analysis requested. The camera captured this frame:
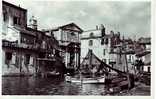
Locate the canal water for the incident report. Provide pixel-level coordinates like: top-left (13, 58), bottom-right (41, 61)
top-left (2, 77), bottom-right (107, 95)
top-left (2, 77), bottom-right (150, 95)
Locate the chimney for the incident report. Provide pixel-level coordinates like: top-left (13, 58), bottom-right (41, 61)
top-left (117, 32), bottom-right (120, 38)
top-left (96, 25), bottom-right (98, 30)
top-left (110, 30), bottom-right (114, 37)
top-left (101, 24), bottom-right (105, 37)
top-left (29, 16), bottom-right (38, 30)
top-left (122, 35), bottom-right (125, 40)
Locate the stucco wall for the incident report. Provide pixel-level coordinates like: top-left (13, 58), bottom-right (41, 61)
top-left (2, 48), bottom-right (37, 76)
top-left (81, 37), bottom-right (111, 65)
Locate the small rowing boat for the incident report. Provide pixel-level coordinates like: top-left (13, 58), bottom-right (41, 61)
top-left (65, 75), bottom-right (105, 84)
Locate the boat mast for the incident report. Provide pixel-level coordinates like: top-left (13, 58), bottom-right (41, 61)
top-left (122, 41), bottom-right (131, 90)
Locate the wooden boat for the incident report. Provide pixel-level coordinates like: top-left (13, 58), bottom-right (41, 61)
top-left (48, 71), bottom-right (60, 76)
top-left (65, 50), bottom-right (107, 84)
top-left (106, 80), bottom-right (129, 94)
top-left (65, 75), bottom-right (105, 84)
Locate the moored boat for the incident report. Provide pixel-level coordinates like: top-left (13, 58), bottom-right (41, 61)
top-left (65, 75), bottom-right (105, 84)
top-left (65, 50), bottom-right (107, 84)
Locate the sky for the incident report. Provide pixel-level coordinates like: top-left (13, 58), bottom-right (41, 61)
top-left (4, 0), bottom-right (151, 39)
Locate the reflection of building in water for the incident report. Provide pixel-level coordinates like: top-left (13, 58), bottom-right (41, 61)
top-left (44, 23), bottom-right (83, 70)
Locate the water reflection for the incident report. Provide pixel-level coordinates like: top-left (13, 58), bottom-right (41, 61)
top-left (2, 77), bottom-right (106, 95)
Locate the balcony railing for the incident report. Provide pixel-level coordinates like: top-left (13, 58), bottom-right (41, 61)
top-left (2, 40), bottom-right (39, 50)
top-left (2, 40), bottom-right (18, 47)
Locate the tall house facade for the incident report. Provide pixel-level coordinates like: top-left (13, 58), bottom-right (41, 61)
top-left (2, 1), bottom-right (27, 42)
top-left (81, 24), bottom-right (120, 69)
top-left (135, 37), bottom-right (151, 73)
top-left (2, 1), bottom-right (36, 76)
top-left (44, 23), bottom-right (83, 70)
top-left (2, 1), bottom-right (60, 76)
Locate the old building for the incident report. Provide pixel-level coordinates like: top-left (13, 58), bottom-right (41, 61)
top-left (112, 44), bottom-right (135, 74)
top-left (36, 29), bottom-right (65, 77)
top-left (134, 37), bottom-right (151, 73)
top-left (137, 37), bottom-right (151, 51)
top-left (44, 23), bottom-right (83, 72)
top-left (2, 1), bottom-right (60, 76)
top-left (81, 24), bottom-right (120, 70)
top-left (2, 1), bottom-right (36, 76)
top-left (112, 37), bottom-right (151, 74)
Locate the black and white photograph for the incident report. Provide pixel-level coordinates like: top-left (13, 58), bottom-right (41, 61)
top-left (1, 0), bottom-right (152, 96)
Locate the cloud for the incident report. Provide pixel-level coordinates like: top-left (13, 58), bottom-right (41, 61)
top-left (4, 0), bottom-right (151, 39)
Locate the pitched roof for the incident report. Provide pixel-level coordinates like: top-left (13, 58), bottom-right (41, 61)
top-left (3, 1), bottom-right (27, 12)
top-left (49, 23), bottom-right (83, 33)
top-left (138, 37), bottom-right (151, 44)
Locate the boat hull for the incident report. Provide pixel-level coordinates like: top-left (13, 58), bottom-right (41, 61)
top-left (65, 76), bottom-right (105, 84)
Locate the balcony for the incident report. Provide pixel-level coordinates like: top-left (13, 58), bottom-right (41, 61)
top-left (2, 40), bottom-right (39, 51)
top-left (2, 40), bottom-right (18, 47)
top-left (19, 43), bottom-right (38, 49)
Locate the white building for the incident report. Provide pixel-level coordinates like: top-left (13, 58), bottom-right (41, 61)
top-left (81, 24), bottom-right (120, 68)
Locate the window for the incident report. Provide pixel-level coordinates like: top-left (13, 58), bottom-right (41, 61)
top-left (3, 13), bottom-right (7, 22)
top-left (71, 32), bottom-right (75, 36)
top-left (21, 34), bottom-right (35, 45)
top-left (21, 37), bottom-right (27, 43)
top-left (89, 40), bottom-right (93, 46)
top-left (105, 38), bottom-right (109, 44)
top-left (128, 55), bottom-right (131, 63)
top-left (5, 52), bottom-right (12, 60)
top-left (13, 16), bottom-right (20, 25)
top-left (5, 52), bottom-right (12, 64)
top-left (148, 67), bottom-right (150, 73)
top-left (13, 17), bottom-right (18, 25)
top-left (103, 49), bottom-right (105, 55)
top-left (25, 54), bottom-right (30, 65)
top-left (90, 32), bottom-right (94, 37)
top-left (101, 38), bottom-right (104, 45)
